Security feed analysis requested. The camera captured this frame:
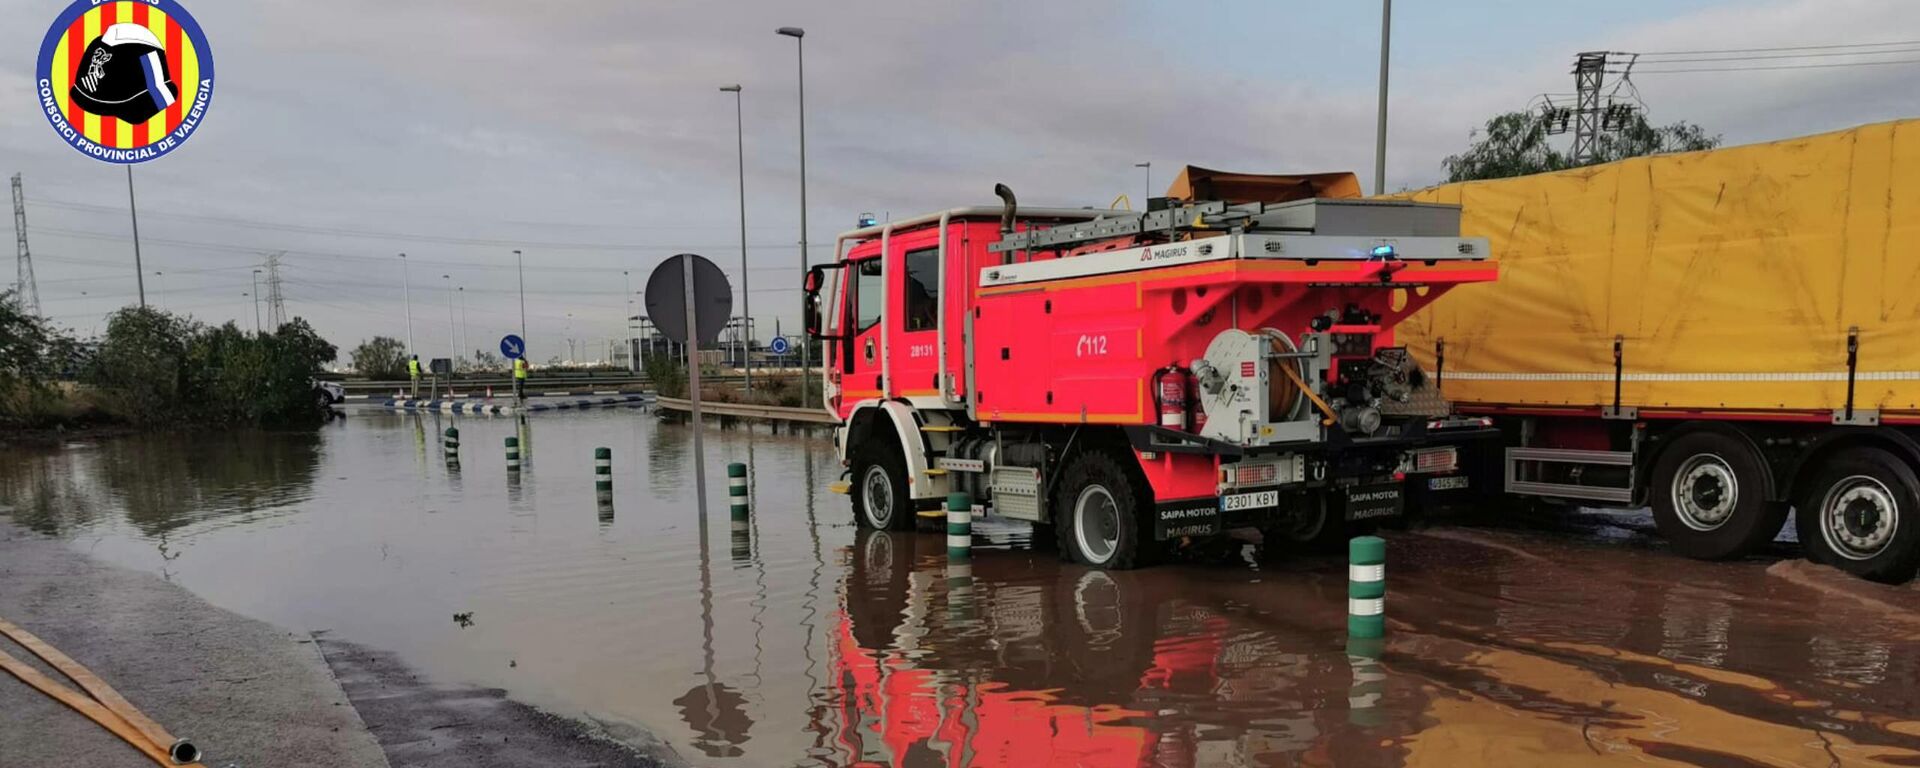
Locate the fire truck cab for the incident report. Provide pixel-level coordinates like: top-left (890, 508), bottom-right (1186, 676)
top-left (806, 170), bottom-right (1498, 568)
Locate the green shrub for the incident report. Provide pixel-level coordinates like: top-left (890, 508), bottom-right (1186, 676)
top-left (84, 307), bottom-right (336, 426)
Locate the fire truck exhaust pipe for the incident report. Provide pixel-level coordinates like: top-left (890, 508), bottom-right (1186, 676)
top-left (993, 183), bottom-right (1017, 234)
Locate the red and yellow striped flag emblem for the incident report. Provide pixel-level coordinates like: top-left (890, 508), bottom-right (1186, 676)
top-left (48, 1), bottom-right (203, 150)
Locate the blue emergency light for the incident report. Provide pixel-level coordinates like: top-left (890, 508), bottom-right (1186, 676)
top-left (1370, 244), bottom-right (1396, 259)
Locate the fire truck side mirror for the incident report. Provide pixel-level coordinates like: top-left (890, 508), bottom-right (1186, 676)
top-left (803, 265), bottom-right (831, 339)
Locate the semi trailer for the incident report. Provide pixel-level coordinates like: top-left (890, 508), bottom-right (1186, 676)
top-left (1397, 119), bottom-right (1920, 583)
top-left (806, 169), bottom-right (1496, 568)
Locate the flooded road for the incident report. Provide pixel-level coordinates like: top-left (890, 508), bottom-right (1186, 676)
top-left (4, 410), bottom-right (1919, 766)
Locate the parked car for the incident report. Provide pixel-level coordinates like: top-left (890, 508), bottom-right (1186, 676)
top-left (314, 380), bottom-right (345, 408)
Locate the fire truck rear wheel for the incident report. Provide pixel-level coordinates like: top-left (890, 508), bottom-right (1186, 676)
top-left (1055, 450), bottom-right (1156, 570)
top-left (1794, 447), bottom-right (1920, 584)
top-left (1649, 431), bottom-right (1785, 560)
top-left (851, 439), bottom-right (913, 531)
top-left (1264, 494), bottom-right (1366, 556)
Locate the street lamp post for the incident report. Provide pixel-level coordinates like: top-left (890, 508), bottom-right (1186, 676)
top-left (443, 274), bottom-right (456, 374)
top-left (458, 286), bottom-right (470, 362)
top-left (622, 269), bottom-right (633, 368)
top-left (400, 253), bottom-right (414, 357)
top-left (721, 83), bottom-right (752, 393)
top-left (127, 167), bottom-right (145, 308)
top-left (1374, 0), bottom-right (1392, 196)
top-left (250, 269), bottom-right (262, 333)
top-left (777, 26), bottom-right (809, 405)
top-left (514, 249), bottom-right (527, 343)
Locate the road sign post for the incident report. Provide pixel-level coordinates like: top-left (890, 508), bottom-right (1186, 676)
top-left (645, 254), bottom-right (733, 520)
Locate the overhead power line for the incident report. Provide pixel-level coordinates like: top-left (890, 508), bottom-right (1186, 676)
top-left (24, 196), bottom-right (818, 251)
top-left (1633, 47), bottom-right (1920, 64)
top-left (1637, 39), bottom-right (1920, 57)
top-left (1629, 58), bottom-right (1920, 74)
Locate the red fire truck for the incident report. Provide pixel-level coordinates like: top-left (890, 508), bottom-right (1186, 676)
top-left (805, 169), bottom-right (1498, 568)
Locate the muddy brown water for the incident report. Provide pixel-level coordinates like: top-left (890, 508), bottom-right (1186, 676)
top-left (3, 409), bottom-right (1919, 767)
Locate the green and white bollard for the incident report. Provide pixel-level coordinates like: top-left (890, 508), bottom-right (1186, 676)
top-left (594, 447), bottom-right (612, 491)
top-left (728, 463), bottom-right (749, 526)
top-left (1347, 535), bottom-right (1388, 725)
top-left (946, 493), bottom-right (972, 561)
top-left (443, 427), bottom-right (460, 464)
top-left (505, 436), bottom-right (521, 472)
top-left (1348, 535), bottom-right (1386, 639)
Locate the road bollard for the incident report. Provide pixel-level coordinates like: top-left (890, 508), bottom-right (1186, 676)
top-left (443, 427), bottom-right (460, 464)
top-left (946, 493), bottom-right (972, 561)
top-left (505, 436), bottom-right (521, 472)
top-left (728, 463), bottom-right (749, 526)
top-left (594, 447), bottom-right (612, 491)
top-left (1349, 535), bottom-right (1386, 639)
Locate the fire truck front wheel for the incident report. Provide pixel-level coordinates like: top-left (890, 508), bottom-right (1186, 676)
top-left (1055, 450), bottom-right (1157, 570)
top-left (852, 440), bottom-right (914, 531)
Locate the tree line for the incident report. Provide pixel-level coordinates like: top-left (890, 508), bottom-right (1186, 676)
top-left (2, 295), bottom-right (337, 429)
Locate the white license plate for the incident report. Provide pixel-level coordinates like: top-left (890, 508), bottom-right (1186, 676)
top-left (1222, 490), bottom-right (1280, 512)
top-left (1429, 475), bottom-right (1470, 491)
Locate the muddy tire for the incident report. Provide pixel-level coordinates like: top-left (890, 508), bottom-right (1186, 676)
top-left (1054, 450), bottom-right (1157, 570)
top-left (1794, 447), bottom-right (1920, 584)
top-left (851, 438), bottom-right (912, 531)
top-left (1649, 431), bottom-right (1786, 560)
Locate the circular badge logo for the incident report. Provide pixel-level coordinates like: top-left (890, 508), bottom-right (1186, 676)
top-left (35, 0), bottom-right (215, 164)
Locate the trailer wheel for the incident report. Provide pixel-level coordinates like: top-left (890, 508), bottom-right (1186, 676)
top-left (1649, 431), bottom-right (1785, 560)
top-left (1794, 447), bottom-right (1920, 584)
top-left (1055, 450), bottom-right (1155, 569)
top-left (851, 439), bottom-right (913, 531)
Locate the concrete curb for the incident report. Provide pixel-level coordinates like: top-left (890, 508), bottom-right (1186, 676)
top-left (0, 523), bottom-right (390, 768)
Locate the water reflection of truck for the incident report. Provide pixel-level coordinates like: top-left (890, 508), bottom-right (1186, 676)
top-left (1399, 121), bottom-right (1920, 583)
top-left (805, 170), bottom-right (1496, 568)
top-left (828, 530), bottom-right (1357, 767)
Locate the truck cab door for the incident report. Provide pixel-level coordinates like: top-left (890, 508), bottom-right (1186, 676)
top-left (887, 233), bottom-right (943, 401)
top-left (840, 255), bottom-right (886, 406)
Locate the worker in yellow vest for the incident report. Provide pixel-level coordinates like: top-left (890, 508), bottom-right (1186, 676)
top-left (407, 355), bottom-right (421, 397)
top-left (513, 357), bottom-right (529, 403)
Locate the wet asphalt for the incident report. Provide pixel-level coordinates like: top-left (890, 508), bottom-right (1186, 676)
top-left (3, 408), bottom-right (1920, 766)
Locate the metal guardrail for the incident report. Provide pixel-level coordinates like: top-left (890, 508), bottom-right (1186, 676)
top-left (336, 374), bottom-right (751, 392)
top-left (654, 397), bottom-right (838, 425)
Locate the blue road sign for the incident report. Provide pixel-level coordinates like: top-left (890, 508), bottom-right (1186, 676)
top-left (500, 334), bottom-right (525, 360)
top-left (769, 336), bottom-right (791, 356)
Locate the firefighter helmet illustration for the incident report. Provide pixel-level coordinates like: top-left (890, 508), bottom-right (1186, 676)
top-left (70, 24), bottom-right (178, 124)
top-left (35, 0), bottom-right (216, 164)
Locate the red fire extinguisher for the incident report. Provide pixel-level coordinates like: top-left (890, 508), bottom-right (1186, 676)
top-left (1153, 365), bottom-right (1192, 432)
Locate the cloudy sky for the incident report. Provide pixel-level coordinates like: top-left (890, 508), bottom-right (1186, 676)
top-left (3, 0), bottom-right (1916, 363)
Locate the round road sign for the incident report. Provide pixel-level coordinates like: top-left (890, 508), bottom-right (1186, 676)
top-left (500, 334), bottom-right (525, 360)
top-left (644, 254), bottom-right (732, 344)
top-left (769, 336), bottom-right (791, 356)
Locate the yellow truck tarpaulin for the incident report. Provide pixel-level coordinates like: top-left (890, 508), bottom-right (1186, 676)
top-left (1393, 119), bottom-right (1920, 416)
